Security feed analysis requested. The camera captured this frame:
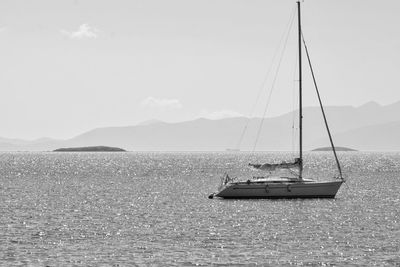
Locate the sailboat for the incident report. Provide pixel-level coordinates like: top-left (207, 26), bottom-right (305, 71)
top-left (209, 1), bottom-right (345, 199)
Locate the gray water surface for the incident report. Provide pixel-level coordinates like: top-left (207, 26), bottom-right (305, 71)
top-left (0, 152), bottom-right (399, 266)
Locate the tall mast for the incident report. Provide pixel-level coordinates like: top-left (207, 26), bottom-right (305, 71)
top-left (297, 1), bottom-right (303, 179)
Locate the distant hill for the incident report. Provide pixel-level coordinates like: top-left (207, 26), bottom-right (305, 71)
top-left (136, 119), bottom-right (165, 126)
top-left (312, 146), bottom-right (357, 152)
top-left (318, 121), bottom-right (400, 151)
top-left (54, 146), bottom-right (126, 152)
top-left (2, 100), bottom-right (400, 151)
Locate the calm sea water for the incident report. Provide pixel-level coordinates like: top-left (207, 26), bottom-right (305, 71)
top-left (0, 152), bottom-right (399, 266)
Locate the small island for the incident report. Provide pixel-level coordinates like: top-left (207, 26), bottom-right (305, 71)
top-left (53, 146), bottom-right (126, 152)
top-left (312, 146), bottom-right (357, 152)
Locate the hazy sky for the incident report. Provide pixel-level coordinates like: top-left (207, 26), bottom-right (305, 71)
top-left (1, 0), bottom-right (399, 139)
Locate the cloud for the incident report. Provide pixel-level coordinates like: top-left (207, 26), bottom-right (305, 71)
top-left (61, 24), bottom-right (99, 39)
top-left (199, 109), bottom-right (244, 120)
top-left (140, 97), bottom-right (183, 110)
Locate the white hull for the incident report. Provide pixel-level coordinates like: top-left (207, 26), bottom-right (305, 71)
top-left (214, 180), bottom-right (343, 199)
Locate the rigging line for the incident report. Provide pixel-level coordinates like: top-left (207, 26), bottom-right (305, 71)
top-left (288, 167), bottom-right (300, 177)
top-left (235, 6), bottom-right (297, 150)
top-left (301, 32), bottom-right (344, 180)
top-left (251, 8), bottom-right (296, 152)
top-left (291, 53), bottom-right (299, 155)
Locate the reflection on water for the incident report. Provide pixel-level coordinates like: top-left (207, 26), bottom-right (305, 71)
top-left (0, 152), bottom-right (399, 265)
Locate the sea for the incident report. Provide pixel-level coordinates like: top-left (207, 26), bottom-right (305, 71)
top-left (0, 151), bottom-right (399, 266)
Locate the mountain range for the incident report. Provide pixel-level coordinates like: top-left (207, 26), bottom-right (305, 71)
top-left (1, 101), bottom-right (400, 151)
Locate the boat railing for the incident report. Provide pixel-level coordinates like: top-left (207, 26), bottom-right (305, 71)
top-left (252, 176), bottom-right (268, 180)
top-left (218, 173), bottom-right (237, 190)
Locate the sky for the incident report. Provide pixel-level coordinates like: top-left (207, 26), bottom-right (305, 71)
top-left (0, 0), bottom-right (399, 139)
